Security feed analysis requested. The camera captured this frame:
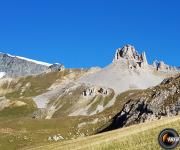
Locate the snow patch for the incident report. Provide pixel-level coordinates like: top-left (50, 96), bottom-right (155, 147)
top-left (0, 72), bottom-right (6, 78)
top-left (0, 52), bottom-right (52, 66)
top-left (16, 56), bottom-right (51, 66)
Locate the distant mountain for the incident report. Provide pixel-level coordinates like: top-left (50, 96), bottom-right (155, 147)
top-left (0, 52), bottom-right (64, 77)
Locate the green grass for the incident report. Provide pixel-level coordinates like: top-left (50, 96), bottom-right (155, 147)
top-left (87, 96), bottom-right (103, 113)
top-left (52, 86), bottom-right (85, 117)
top-left (0, 114), bottom-right (109, 150)
top-left (23, 116), bottom-right (180, 150)
top-left (5, 69), bottom-right (87, 99)
top-left (86, 90), bottom-right (115, 114)
top-left (0, 98), bottom-right (37, 119)
top-left (6, 71), bottom-right (69, 98)
top-left (103, 91), bottom-right (115, 107)
top-left (0, 117), bottom-right (77, 150)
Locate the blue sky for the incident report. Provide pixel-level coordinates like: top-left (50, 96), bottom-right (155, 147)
top-left (0, 0), bottom-right (179, 68)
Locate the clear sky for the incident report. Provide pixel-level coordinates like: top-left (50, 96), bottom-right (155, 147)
top-left (0, 0), bottom-right (179, 68)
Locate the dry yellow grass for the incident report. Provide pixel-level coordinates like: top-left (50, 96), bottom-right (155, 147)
top-left (24, 116), bottom-right (180, 150)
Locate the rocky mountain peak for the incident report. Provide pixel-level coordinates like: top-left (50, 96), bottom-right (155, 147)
top-left (114, 45), bottom-right (147, 62)
top-left (113, 44), bottom-right (148, 69)
top-left (153, 60), bottom-right (177, 71)
top-left (114, 45), bottom-right (137, 60)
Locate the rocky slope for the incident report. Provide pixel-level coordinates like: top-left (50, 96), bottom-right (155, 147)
top-left (0, 52), bottom-right (64, 77)
top-left (103, 74), bottom-right (180, 131)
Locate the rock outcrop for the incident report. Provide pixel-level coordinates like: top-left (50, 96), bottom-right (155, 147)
top-left (153, 60), bottom-right (177, 71)
top-left (47, 63), bottom-right (65, 72)
top-left (82, 86), bottom-right (111, 97)
top-left (103, 74), bottom-right (180, 130)
top-left (113, 44), bottom-right (148, 69)
top-left (113, 44), bottom-right (179, 73)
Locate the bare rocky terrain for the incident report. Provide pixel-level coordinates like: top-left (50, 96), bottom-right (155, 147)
top-left (102, 74), bottom-right (180, 131)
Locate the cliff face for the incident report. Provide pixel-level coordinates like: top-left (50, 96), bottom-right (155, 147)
top-left (113, 44), bottom-right (148, 69)
top-left (114, 45), bottom-right (146, 61)
top-left (113, 44), bottom-right (178, 72)
top-left (103, 74), bottom-right (180, 131)
top-left (153, 60), bottom-right (178, 71)
top-left (0, 53), bottom-right (64, 77)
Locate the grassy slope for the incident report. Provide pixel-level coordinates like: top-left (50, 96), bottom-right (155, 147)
top-left (6, 69), bottom-right (86, 98)
top-left (0, 69), bottom-right (93, 150)
top-left (0, 89), bottom-right (143, 150)
top-left (0, 115), bottom-right (108, 150)
top-left (0, 73), bottom-right (179, 150)
top-left (0, 87), bottom-right (177, 150)
top-left (0, 98), bottom-right (37, 119)
top-left (24, 116), bottom-right (180, 150)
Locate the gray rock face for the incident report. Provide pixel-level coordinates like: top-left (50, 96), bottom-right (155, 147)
top-left (113, 44), bottom-right (149, 69)
top-left (141, 52), bottom-right (148, 67)
top-left (114, 44), bottom-right (138, 60)
top-left (105, 75), bottom-right (180, 130)
top-left (153, 60), bottom-right (178, 71)
top-left (0, 52), bottom-right (64, 77)
top-left (47, 63), bottom-right (65, 72)
top-left (82, 86), bottom-right (111, 97)
top-left (113, 45), bottom-right (147, 62)
top-left (113, 45), bottom-right (178, 72)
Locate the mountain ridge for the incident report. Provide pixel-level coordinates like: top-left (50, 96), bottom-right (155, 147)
top-left (0, 52), bottom-right (64, 78)
top-left (0, 45), bottom-right (177, 118)
top-left (0, 45), bottom-right (179, 78)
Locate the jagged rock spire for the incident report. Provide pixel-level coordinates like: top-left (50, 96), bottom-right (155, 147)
top-left (153, 60), bottom-right (177, 71)
top-left (114, 45), bottom-right (147, 61)
top-left (113, 44), bottom-right (148, 69)
top-left (141, 52), bottom-right (148, 66)
top-left (114, 44), bottom-right (138, 60)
